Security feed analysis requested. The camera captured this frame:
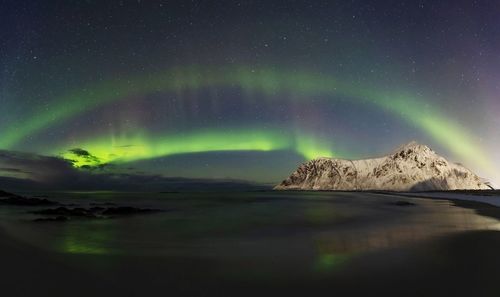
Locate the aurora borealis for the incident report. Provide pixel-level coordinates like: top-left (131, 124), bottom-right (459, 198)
top-left (1, 0), bottom-right (500, 187)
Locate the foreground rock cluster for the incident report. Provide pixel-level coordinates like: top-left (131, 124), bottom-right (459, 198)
top-left (0, 190), bottom-right (161, 222)
top-left (31, 206), bottom-right (161, 222)
top-left (0, 190), bottom-right (56, 206)
top-left (275, 142), bottom-right (492, 191)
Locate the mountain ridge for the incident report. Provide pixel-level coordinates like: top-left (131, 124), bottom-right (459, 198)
top-left (275, 142), bottom-right (490, 191)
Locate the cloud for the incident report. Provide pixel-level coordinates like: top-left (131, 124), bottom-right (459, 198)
top-left (0, 150), bottom-right (78, 184)
top-left (68, 148), bottom-right (93, 157)
top-left (0, 149), bottom-right (266, 191)
top-left (64, 148), bottom-right (104, 168)
top-left (0, 167), bottom-right (32, 180)
top-left (0, 167), bottom-right (29, 173)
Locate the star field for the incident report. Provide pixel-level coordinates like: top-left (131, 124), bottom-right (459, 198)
top-left (1, 0), bottom-right (499, 186)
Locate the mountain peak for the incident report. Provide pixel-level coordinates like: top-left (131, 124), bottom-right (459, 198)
top-left (275, 142), bottom-right (489, 191)
top-left (393, 141), bottom-right (432, 154)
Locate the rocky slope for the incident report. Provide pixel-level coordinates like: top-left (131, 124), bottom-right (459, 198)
top-left (275, 142), bottom-right (491, 191)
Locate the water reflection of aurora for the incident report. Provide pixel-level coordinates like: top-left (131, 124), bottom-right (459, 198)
top-left (61, 221), bottom-right (112, 255)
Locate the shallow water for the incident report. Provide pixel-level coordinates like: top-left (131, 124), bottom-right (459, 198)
top-left (1, 191), bottom-right (499, 296)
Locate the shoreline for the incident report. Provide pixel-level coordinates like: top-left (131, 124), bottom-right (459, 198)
top-left (0, 191), bottom-right (499, 296)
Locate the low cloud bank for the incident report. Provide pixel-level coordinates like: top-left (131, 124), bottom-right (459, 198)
top-left (0, 150), bottom-right (267, 192)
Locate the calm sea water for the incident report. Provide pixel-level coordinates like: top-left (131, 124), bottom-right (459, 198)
top-left (1, 191), bottom-right (499, 296)
top-left (1, 191), bottom-right (497, 256)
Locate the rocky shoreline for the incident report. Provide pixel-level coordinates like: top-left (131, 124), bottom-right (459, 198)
top-left (1, 190), bottom-right (162, 222)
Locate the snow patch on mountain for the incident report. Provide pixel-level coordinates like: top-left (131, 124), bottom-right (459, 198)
top-left (275, 142), bottom-right (490, 191)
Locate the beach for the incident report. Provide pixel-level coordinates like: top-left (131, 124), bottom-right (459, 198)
top-left (0, 191), bottom-right (499, 296)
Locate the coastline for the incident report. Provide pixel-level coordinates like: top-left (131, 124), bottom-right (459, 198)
top-left (0, 191), bottom-right (499, 296)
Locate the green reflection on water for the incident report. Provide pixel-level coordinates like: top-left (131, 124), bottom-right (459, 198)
top-left (61, 221), bottom-right (113, 255)
top-left (315, 253), bottom-right (349, 271)
top-left (313, 236), bottom-right (351, 272)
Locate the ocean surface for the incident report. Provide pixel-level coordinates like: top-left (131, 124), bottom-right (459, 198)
top-left (1, 191), bottom-right (500, 296)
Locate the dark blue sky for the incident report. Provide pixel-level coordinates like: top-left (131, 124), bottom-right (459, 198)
top-left (1, 0), bottom-right (499, 188)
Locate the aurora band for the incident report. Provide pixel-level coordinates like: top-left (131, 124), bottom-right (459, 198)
top-left (0, 65), bottom-right (493, 176)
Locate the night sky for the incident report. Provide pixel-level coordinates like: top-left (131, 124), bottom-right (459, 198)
top-left (1, 0), bottom-right (499, 189)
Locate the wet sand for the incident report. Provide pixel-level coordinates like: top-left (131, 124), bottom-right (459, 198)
top-left (2, 228), bottom-right (499, 296)
top-left (0, 192), bottom-right (499, 297)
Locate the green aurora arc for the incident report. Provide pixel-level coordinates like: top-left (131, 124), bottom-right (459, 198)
top-left (0, 65), bottom-right (494, 177)
top-left (61, 129), bottom-right (335, 167)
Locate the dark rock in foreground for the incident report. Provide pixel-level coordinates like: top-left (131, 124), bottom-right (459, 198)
top-left (390, 201), bottom-right (416, 207)
top-left (32, 207), bottom-right (97, 218)
top-left (0, 190), bottom-right (57, 206)
top-left (31, 205), bottom-right (162, 222)
top-left (0, 190), bottom-right (162, 222)
top-left (89, 202), bottom-right (116, 206)
top-left (102, 206), bottom-right (158, 215)
top-left (34, 216), bottom-right (69, 222)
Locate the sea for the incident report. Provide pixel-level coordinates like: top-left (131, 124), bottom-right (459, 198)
top-left (0, 190), bottom-right (499, 296)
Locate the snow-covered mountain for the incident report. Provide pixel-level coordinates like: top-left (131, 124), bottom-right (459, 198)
top-left (275, 142), bottom-right (490, 191)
